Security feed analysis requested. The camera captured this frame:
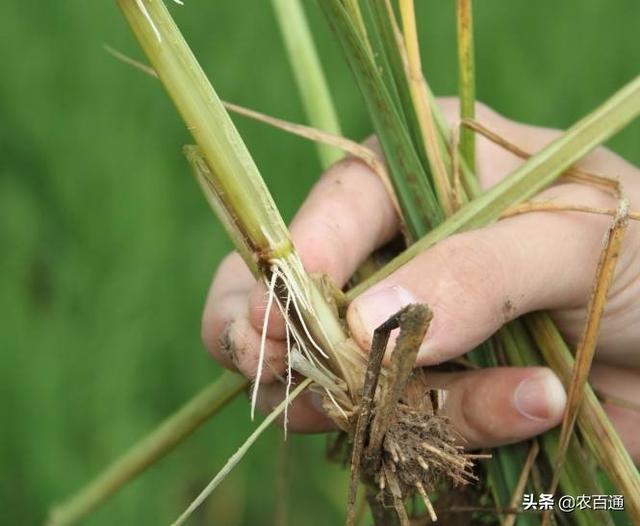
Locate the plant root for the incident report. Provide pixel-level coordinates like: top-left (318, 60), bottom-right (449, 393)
top-left (342, 305), bottom-right (475, 526)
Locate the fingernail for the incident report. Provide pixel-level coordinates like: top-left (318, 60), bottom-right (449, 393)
top-left (352, 285), bottom-right (418, 341)
top-left (513, 370), bottom-right (566, 421)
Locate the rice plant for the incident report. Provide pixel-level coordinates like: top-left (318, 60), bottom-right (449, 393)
top-left (48, 1), bottom-right (640, 525)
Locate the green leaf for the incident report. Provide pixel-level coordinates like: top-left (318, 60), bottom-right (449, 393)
top-left (349, 74), bottom-right (640, 297)
top-left (271, 0), bottom-right (343, 168)
top-left (319, 0), bottom-right (444, 239)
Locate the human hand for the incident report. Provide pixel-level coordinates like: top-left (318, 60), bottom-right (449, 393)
top-left (202, 99), bottom-right (640, 459)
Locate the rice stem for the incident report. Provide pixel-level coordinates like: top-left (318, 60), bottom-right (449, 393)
top-left (455, 0), bottom-right (476, 171)
top-left (171, 378), bottom-right (312, 526)
top-left (398, 0), bottom-right (455, 215)
top-left (271, 0), bottom-right (342, 168)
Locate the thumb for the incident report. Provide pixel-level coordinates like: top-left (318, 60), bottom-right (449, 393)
top-left (346, 190), bottom-right (613, 365)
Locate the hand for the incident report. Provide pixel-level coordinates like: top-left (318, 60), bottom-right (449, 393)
top-left (202, 99), bottom-right (640, 459)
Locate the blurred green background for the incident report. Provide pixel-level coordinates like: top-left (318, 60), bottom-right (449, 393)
top-left (1, 1), bottom-right (639, 525)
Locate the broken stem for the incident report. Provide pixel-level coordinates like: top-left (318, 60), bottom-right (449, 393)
top-left (117, 0), bottom-right (362, 390)
top-left (545, 200), bottom-right (629, 512)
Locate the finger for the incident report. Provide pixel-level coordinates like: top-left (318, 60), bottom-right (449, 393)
top-left (590, 363), bottom-right (640, 463)
top-left (225, 316), bottom-right (288, 383)
top-left (248, 153), bottom-right (399, 340)
top-left (206, 152), bottom-right (400, 380)
top-left (255, 379), bottom-right (336, 433)
top-left (431, 367), bottom-right (566, 449)
top-left (347, 183), bottom-right (618, 365)
top-left (201, 252), bottom-right (254, 368)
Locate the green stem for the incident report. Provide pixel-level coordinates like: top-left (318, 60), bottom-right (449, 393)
top-left (117, 0), bottom-right (359, 388)
top-left (499, 322), bottom-right (615, 526)
top-left (343, 0), bottom-right (369, 45)
top-left (47, 371), bottom-right (247, 526)
top-left (527, 313), bottom-right (640, 522)
top-left (426, 85), bottom-right (481, 199)
top-left (348, 74), bottom-right (640, 298)
top-left (271, 0), bottom-right (342, 168)
top-left (117, 0), bottom-right (289, 259)
top-left (456, 0), bottom-right (476, 171)
top-left (184, 145), bottom-right (258, 276)
top-left (170, 378), bottom-right (312, 526)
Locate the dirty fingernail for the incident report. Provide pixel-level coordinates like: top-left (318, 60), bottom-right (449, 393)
top-left (351, 285), bottom-right (418, 342)
top-left (513, 370), bottom-right (566, 421)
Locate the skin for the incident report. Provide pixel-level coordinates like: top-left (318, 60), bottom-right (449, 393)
top-left (202, 99), bottom-right (640, 460)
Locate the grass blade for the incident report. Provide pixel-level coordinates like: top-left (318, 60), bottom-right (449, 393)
top-left (271, 0), bottom-right (342, 168)
top-left (362, 0), bottom-right (425, 161)
top-left (398, 0), bottom-right (455, 215)
top-left (170, 378), bottom-right (312, 526)
top-left (455, 0), bottom-right (476, 171)
top-left (319, 0), bottom-right (445, 239)
top-left (503, 441), bottom-right (539, 526)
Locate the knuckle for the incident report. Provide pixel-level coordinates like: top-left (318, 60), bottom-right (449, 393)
top-left (201, 302), bottom-right (223, 356)
top-left (203, 251), bottom-right (253, 359)
top-left (320, 155), bottom-right (371, 184)
top-left (228, 319), bottom-right (257, 376)
top-left (297, 221), bottom-right (347, 281)
top-left (230, 319), bottom-right (285, 382)
top-left (432, 234), bottom-right (508, 323)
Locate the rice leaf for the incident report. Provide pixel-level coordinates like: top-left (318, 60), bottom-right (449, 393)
top-left (348, 74), bottom-right (640, 297)
top-left (319, 0), bottom-right (445, 239)
top-left (171, 378), bottom-right (312, 526)
top-left (361, 0), bottom-right (426, 164)
top-left (398, 0), bottom-right (455, 215)
top-left (503, 441), bottom-right (539, 526)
